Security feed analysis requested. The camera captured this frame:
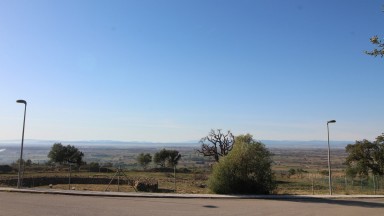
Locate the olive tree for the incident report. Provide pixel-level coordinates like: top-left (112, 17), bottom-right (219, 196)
top-left (47, 143), bottom-right (84, 166)
top-left (153, 149), bottom-right (181, 168)
top-left (153, 149), bottom-right (168, 167)
top-left (345, 133), bottom-right (384, 177)
top-left (137, 153), bottom-right (152, 170)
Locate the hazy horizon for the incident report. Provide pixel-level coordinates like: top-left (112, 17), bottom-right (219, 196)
top-left (0, 138), bottom-right (352, 148)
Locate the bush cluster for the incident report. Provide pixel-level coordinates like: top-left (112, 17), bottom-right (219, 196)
top-left (208, 134), bottom-right (275, 194)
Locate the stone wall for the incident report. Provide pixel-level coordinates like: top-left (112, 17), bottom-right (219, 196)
top-left (0, 176), bottom-right (159, 192)
top-left (0, 176), bottom-right (134, 187)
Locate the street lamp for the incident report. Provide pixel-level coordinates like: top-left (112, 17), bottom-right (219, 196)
top-left (327, 119), bottom-right (336, 195)
top-left (16, 99), bottom-right (27, 189)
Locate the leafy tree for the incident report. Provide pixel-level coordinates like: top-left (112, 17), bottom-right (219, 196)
top-left (167, 150), bottom-right (181, 167)
top-left (47, 143), bottom-right (84, 166)
top-left (0, 165), bottom-right (13, 173)
top-left (137, 153), bottom-right (152, 170)
top-left (373, 133), bottom-right (384, 174)
top-left (366, 35), bottom-right (384, 57)
top-left (89, 162), bottom-right (100, 172)
top-left (345, 140), bottom-right (374, 177)
top-left (12, 159), bottom-right (32, 168)
top-left (319, 170), bottom-right (329, 176)
top-left (197, 129), bottom-right (235, 162)
top-left (345, 166), bottom-right (358, 179)
top-left (25, 159), bottom-right (32, 166)
top-left (345, 133), bottom-right (384, 177)
top-left (208, 134), bottom-right (275, 194)
top-left (288, 168), bottom-right (296, 177)
top-left (153, 149), bottom-right (168, 167)
top-left (153, 149), bottom-right (181, 168)
top-left (295, 168), bottom-right (307, 178)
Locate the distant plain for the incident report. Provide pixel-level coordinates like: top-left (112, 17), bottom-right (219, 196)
top-left (1, 140), bottom-right (371, 195)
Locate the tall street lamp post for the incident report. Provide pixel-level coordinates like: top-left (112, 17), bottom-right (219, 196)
top-left (327, 120), bottom-right (336, 195)
top-left (16, 99), bottom-right (27, 189)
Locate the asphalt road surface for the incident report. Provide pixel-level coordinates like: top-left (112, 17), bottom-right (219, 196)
top-left (1, 192), bottom-right (384, 216)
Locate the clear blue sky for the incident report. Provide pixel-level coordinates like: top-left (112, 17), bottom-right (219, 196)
top-left (1, 0), bottom-right (383, 142)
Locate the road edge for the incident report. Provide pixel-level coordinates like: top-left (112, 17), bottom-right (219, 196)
top-left (1, 187), bottom-right (384, 199)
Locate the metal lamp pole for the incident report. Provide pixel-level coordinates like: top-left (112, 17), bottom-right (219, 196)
top-left (16, 99), bottom-right (27, 189)
top-left (327, 120), bottom-right (336, 195)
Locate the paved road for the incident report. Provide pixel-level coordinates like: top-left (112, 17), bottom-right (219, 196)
top-left (1, 192), bottom-right (384, 216)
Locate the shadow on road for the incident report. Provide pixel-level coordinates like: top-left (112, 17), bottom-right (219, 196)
top-left (202, 205), bottom-right (218, 208)
top-left (276, 198), bottom-right (384, 208)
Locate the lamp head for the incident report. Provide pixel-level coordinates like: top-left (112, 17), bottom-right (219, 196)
top-left (16, 99), bottom-right (27, 105)
top-left (327, 120), bottom-right (336, 124)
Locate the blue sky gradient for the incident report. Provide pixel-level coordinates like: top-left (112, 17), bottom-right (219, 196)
top-left (1, 0), bottom-right (383, 142)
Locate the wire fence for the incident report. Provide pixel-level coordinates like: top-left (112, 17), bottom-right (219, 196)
top-left (278, 174), bottom-right (384, 195)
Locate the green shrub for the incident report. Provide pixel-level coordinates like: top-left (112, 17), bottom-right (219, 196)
top-left (208, 134), bottom-right (276, 194)
top-left (288, 168), bottom-right (296, 177)
top-left (137, 153), bottom-right (152, 170)
top-left (0, 165), bottom-right (13, 173)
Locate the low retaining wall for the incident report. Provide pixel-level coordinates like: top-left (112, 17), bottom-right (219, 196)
top-left (0, 176), bottom-right (158, 192)
top-left (0, 176), bottom-right (134, 187)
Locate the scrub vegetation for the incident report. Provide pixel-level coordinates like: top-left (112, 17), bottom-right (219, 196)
top-left (1, 132), bottom-right (384, 195)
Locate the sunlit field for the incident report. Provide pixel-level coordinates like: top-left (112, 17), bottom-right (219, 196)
top-left (1, 146), bottom-right (383, 195)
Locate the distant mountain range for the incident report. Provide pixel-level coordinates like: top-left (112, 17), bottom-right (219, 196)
top-left (0, 139), bottom-right (353, 149)
top-left (261, 140), bottom-right (351, 149)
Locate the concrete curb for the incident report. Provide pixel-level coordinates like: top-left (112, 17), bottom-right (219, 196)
top-left (1, 187), bottom-right (384, 199)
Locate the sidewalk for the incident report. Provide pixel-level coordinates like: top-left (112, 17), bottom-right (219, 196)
top-left (1, 187), bottom-right (384, 199)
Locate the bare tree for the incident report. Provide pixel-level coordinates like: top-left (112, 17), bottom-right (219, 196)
top-left (197, 129), bottom-right (235, 162)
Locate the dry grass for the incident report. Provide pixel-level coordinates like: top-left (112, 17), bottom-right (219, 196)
top-left (2, 148), bottom-right (383, 195)
top-left (29, 170), bottom-right (211, 194)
